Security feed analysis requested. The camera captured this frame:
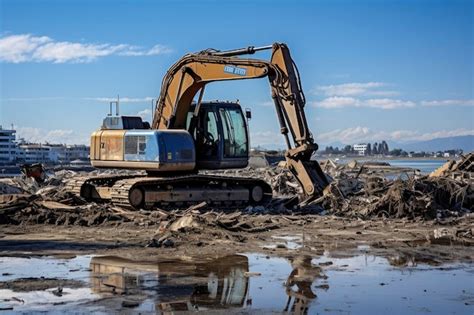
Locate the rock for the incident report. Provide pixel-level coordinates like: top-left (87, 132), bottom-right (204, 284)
top-left (169, 215), bottom-right (200, 231)
top-left (0, 179), bottom-right (23, 194)
top-left (145, 238), bottom-right (160, 248)
top-left (122, 300), bottom-right (139, 308)
top-left (162, 238), bottom-right (174, 248)
top-left (51, 287), bottom-right (63, 297)
top-left (244, 272), bottom-right (262, 277)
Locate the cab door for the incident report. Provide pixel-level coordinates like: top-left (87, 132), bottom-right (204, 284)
top-left (191, 103), bottom-right (249, 170)
top-left (196, 108), bottom-right (220, 161)
top-left (218, 107), bottom-right (248, 158)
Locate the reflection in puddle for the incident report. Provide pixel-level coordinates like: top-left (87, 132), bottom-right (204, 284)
top-left (0, 252), bottom-right (472, 314)
top-left (90, 255), bottom-right (250, 312)
top-left (284, 256), bottom-right (321, 314)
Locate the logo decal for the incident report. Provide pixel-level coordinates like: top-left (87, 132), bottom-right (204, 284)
top-left (224, 65), bottom-right (247, 76)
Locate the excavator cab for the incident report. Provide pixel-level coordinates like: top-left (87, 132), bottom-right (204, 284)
top-left (187, 101), bottom-right (249, 170)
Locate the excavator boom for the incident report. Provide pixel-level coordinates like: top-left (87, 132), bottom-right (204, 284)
top-left (153, 43), bottom-right (329, 202)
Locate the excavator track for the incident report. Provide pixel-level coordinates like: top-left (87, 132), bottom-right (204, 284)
top-left (67, 174), bottom-right (272, 210)
top-left (65, 174), bottom-right (144, 202)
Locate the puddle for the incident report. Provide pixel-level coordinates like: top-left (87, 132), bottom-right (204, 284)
top-left (0, 252), bottom-right (472, 314)
top-left (265, 235), bottom-right (303, 250)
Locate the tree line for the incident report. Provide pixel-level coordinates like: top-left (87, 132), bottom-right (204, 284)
top-left (324, 141), bottom-right (390, 155)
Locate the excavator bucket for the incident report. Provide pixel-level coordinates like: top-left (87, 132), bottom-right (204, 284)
top-left (286, 158), bottom-right (331, 206)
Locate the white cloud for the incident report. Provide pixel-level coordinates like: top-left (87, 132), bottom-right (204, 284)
top-left (315, 126), bottom-right (474, 144)
top-left (311, 81), bottom-right (413, 109)
top-left (0, 34), bottom-right (50, 63)
top-left (363, 98), bottom-right (415, 109)
top-left (119, 44), bottom-right (172, 56)
top-left (314, 82), bottom-right (395, 97)
top-left (15, 127), bottom-right (89, 145)
top-left (136, 109), bottom-right (152, 122)
top-left (312, 82), bottom-right (473, 111)
top-left (421, 99), bottom-right (474, 107)
top-left (366, 90), bottom-right (399, 97)
top-left (0, 34), bottom-right (171, 63)
top-left (314, 96), bottom-right (358, 108)
top-left (316, 126), bottom-right (371, 143)
top-left (250, 131), bottom-right (285, 148)
top-left (313, 97), bottom-right (415, 109)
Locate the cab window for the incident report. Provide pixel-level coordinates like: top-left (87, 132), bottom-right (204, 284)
top-left (219, 108), bottom-right (248, 157)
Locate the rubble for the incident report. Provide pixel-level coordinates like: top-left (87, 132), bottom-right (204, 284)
top-left (0, 154), bottom-right (472, 229)
top-left (429, 152), bottom-right (473, 181)
top-left (316, 153), bottom-right (473, 219)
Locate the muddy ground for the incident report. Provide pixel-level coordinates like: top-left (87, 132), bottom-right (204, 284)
top-left (1, 213), bottom-right (472, 264)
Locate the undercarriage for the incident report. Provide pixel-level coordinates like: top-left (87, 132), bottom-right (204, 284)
top-left (65, 174), bottom-right (272, 210)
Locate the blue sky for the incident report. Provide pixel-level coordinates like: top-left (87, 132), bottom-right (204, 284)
top-left (0, 0), bottom-right (472, 148)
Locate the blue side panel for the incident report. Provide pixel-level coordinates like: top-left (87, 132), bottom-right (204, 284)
top-left (123, 130), bottom-right (195, 164)
top-left (159, 132), bottom-right (195, 163)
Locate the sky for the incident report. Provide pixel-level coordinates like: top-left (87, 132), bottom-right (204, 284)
top-left (0, 0), bottom-right (472, 148)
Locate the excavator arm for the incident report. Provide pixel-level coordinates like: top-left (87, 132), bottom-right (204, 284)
top-left (152, 43), bottom-right (330, 203)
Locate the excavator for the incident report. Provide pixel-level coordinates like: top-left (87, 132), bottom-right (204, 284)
top-left (66, 43), bottom-right (329, 209)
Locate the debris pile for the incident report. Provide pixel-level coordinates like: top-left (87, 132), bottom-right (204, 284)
top-left (146, 204), bottom-right (311, 248)
top-left (316, 153), bottom-right (473, 219)
top-left (0, 194), bottom-right (123, 226)
top-left (0, 153), bottom-right (472, 226)
top-left (429, 153), bottom-right (473, 181)
top-left (320, 176), bottom-right (472, 219)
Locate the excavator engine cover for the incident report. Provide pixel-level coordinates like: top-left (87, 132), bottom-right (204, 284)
top-left (91, 129), bottom-right (195, 172)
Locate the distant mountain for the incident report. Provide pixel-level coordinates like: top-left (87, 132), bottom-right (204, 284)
top-left (398, 135), bottom-right (474, 153)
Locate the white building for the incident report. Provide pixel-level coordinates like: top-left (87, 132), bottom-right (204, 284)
top-left (0, 126), bottom-right (90, 165)
top-left (17, 143), bottom-right (90, 164)
top-left (0, 126), bottom-right (18, 164)
top-left (353, 143), bottom-right (368, 156)
top-left (17, 144), bottom-right (55, 164)
top-left (64, 145), bottom-right (89, 162)
top-left (48, 144), bottom-right (67, 163)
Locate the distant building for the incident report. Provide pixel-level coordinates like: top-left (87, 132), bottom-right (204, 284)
top-left (17, 143), bottom-right (54, 164)
top-left (48, 144), bottom-right (67, 163)
top-left (17, 143), bottom-right (90, 164)
top-left (0, 126), bottom-right (18, 165)
top-left (0, 126), bottom-right (90, 165)
top-left (64, 145), bottom-right (89, 162)
top-left (352, 143), bottom-right (368, 156)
